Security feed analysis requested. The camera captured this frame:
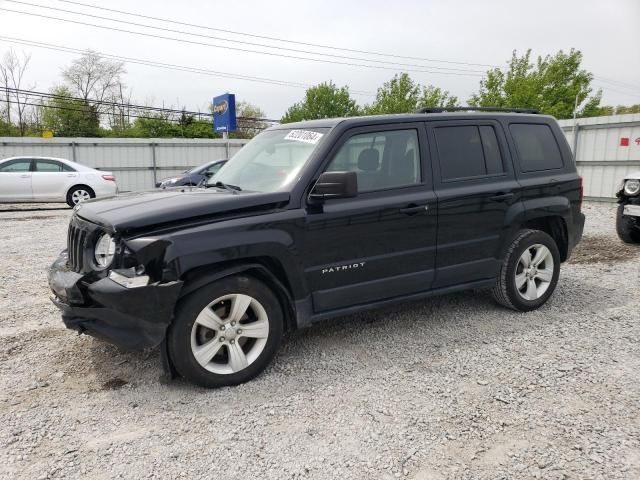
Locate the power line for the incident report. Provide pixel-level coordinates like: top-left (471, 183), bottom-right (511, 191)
top-left (0, 35), bottom-right (376, 96)
top-left (593, 77), bottom-right (640, 95)
top-left (0, 98), bottom-right (272, 131)
top-left (7, 87), bottom-right (279, 122)
top-left (3, 88), bottom-right (278, 125)
top-left (0, 7), bottom-right (485, 77)
top-left (5, 0), bottom-right (487, 74)
top-left (593, 84), bottom-right (640, 100)
top-left (51, 0), bottom-right (499, 69)
top-left (594, 76), bottom-right (640, 91)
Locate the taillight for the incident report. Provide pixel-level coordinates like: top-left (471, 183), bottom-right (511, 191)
top-left (578, 176), bottom-right (584, 207)
top-left (102, 175), bottom-right (115, 182)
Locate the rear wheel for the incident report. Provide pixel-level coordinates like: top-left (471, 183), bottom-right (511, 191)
top-left (616, 205), bottom-right (640, 244)
top-left (492, 229), bottom-right (561, 312)
top-left (66, 185), bottom-right (95, 207)
top-left (168, 275), bottom-right (283, 388)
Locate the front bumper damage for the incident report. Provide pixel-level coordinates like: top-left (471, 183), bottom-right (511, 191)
top-left (48, 251), bottom-right (183, 351)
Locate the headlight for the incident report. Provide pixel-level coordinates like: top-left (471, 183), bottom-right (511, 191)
top-left (94, 233), bottom-right (116, 269)
top-left (624, 179), bottom-right (640, 196)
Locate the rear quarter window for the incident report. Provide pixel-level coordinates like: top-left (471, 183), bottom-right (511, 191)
top-left (509, 123), bottom-right (564, 172)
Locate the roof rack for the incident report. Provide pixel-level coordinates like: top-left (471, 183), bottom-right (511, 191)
top-left (417, 107), bottom-right (539, 114)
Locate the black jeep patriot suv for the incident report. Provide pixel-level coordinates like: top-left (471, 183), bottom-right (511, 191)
top-left (48, 108), bottom-right (585, 388)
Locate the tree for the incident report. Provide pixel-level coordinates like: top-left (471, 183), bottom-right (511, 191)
top-left (62, 50), bottom-right (127, 127)
top-left (130, 114), bottom-right (179, 138)
top-left (420, 85), bottom-right (459, 110)
top-left (364, 73), bottom-right (459, 114)
top-left (281, 82), bottom-right (360, 123)
top-left (469, 49), bottom-right (601, 119)
top-left (233, 101), bottom-right (267, 139)
top-left (0, 49), bottom-right (36, 136)
top-left (42, 86), bottom-right (100, 137)
top-left (613, 104), bottom-right (640, 115)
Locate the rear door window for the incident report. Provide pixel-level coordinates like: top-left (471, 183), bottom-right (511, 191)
top-left (434, 125), bottom-right (504, 181)
top-left (509, 123), bottom-right (563, 172)
top-left (35, 160), bottom-right (65, 172)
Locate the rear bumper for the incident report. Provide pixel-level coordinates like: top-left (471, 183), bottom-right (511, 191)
top-left (93, 182), bottom-right (118, 198)
top-left (48, 251), bottom-right (182, 351)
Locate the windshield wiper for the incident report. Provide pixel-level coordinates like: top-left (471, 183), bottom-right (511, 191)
top-left (210, 180), bottom-right (241, 194)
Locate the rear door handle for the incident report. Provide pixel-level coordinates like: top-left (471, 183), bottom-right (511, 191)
top-left (20, 174), bottom-right (31, 178)
top-left (489, 192), bottom-right (514, 202)
top-left (399, 204), bottom-right (429, 215)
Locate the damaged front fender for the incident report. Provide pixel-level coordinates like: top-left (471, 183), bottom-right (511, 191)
top-left (49, 250), bottom-right (183, 351)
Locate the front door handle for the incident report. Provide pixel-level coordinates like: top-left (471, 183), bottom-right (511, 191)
top-left (399, 204), bottom-right (429, 215)
top-left (20, 174), bottom-right (31, 178)
top-left (489, 192), bottom-right (514, 202)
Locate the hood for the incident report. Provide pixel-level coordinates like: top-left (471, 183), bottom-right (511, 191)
top-left (75, 188), bottom-right (290, 232)
top-left (623, 171), bottom-right (640, 180)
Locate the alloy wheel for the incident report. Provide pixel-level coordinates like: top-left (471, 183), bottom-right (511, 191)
top-left (515, 243), bottom-right (554, 301)
top-left (190, 293), bottom-right (269, 374)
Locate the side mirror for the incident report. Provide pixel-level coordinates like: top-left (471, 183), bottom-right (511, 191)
top-left (205, 171), bottom-right (214, 178)
top-left (309, 171), bottom-right (358, 201)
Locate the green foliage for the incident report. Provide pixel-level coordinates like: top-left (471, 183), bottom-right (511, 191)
top-left (581, 103), bottom-right (640, 117)
top-left (365, 73), bottom-right (459, 114)
top-left (0, 116), bottom-right (19, 136)
top-left (281, 82), bottom-right (360, 123)
top-left (42, 86), bottom-right (100, 137)
top-left (613, 104), bottom-right (640, 115)
top-left (232, 101), bottom-right (267, 139)
top-left (469, 49), bottom-right (601, 119)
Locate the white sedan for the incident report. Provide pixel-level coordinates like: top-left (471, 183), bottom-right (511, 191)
top-left (0, 156), bottom-right (118, 207)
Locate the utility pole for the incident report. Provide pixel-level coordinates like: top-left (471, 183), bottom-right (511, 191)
top-left (223, 130), bottom-right (229, 160)
top-left (572, 93), bottom-right (579, 162)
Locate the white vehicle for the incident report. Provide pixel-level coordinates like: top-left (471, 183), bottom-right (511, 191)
top-left (0, 156), bottom-right (117, 207)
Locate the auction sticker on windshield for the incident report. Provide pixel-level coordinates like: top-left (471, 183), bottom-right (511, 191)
top-left (284, 130), bottom-right (324, 144)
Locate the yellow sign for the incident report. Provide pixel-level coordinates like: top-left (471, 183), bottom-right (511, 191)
top-left (42, 130), bottom-right (54, 139)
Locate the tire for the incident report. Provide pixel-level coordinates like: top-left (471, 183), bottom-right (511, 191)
top-left (168, 275), bottom-right (283, 388)
top-left (492, 229), bottom-right (561, 312)
top-left (66, 185), bottom-right (95, 207)
top-left (616, 205), bottom-right (640, 244)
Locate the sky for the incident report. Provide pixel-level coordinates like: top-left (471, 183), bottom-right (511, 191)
top-left (0, 0), bottom-right (639, 119)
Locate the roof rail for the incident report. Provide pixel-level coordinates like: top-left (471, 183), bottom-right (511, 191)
top-left (417, 107), bottom-right (539, 114)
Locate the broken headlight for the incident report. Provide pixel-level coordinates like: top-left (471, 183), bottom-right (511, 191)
top-left (94, 233), bottom-right (116, 269)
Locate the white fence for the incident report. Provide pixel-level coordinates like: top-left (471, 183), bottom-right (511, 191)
top-left (559, 113), bottom-right (640, 201)
top-left (0, 137), bottom-right (248, 192)
top-left (2, 113), bottom-right (639, 198)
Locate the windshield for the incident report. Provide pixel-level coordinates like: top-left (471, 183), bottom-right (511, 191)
top-left (208, 127), bottom-right (329, 192)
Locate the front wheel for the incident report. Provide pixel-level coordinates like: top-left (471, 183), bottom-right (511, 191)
top-left (492, 229), bottom-right (561, 312)
top-left (168, 275), bottom-right (283, 388)
top-left (616, 205), bottom-right (640, 244)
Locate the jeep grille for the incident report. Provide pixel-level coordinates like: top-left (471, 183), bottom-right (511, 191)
top-left (67, 223), bottom-right (88, 272)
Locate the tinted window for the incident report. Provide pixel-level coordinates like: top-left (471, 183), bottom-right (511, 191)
top-left (0, 160), bottom-right (31, 172)
top-left (479, 126), bottom-right (503, 175)
top-left (435, 125), bottom-right (504, 181)
top-left (36, 160), bottom-right (64, 172)
top-left (326, 129), bottom-right (420, 192)
top-left (62, 162), bottom-right (76, 172)
top-left (510, 124), bottom-right (563, 172)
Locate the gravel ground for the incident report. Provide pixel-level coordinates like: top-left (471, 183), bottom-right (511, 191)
top-left (0, 201), bottom-right (638, 480)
